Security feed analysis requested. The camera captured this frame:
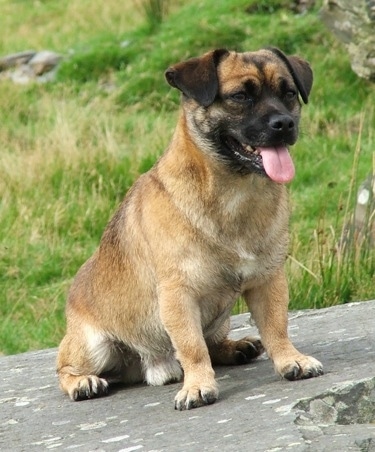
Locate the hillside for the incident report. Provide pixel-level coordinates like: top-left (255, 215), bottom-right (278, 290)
top-left (0, 0), bottom-right (374, 354)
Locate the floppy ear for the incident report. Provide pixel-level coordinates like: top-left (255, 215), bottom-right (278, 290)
top-left (165, 49), bottom-right (229, 107)
top-left (286, 55), bottom-right (313, 104)
top-left (267, 47), bottom-right (313, 104)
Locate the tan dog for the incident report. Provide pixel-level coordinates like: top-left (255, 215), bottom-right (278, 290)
top-left (57, 48), bottom-right (323, 410)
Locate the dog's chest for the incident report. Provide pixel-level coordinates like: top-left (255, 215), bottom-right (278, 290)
top-left (235, 245), bottom-right (258, 280)
top-left (229, 230), bottom-right (287, 288)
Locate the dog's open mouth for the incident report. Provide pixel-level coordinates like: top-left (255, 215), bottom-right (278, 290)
top-left (222, 136), bottom-right (295, 183)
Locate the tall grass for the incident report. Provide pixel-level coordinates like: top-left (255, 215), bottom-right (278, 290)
top-left (0, 0), bottom-right (374, 354)
top-left (137, 0), bottom-right (170, 30)
top-left (288, 115), bottom-right (375, 309)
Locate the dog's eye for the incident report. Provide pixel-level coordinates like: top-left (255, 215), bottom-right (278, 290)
top-left (285, 90), bottom-right (297, 101)
top-left (230, 92), bottom-right (252, 103)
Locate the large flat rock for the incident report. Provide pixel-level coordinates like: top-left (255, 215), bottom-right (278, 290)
top-left (1, 301), bottom-right (375, 451)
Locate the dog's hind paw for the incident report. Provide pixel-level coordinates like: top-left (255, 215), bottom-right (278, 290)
top-left (209, 336), bottom-right (264, 366)
top-left (234, 336), bottom-right (265, 364)
top-left (70, 375), bottom-right (109, 401)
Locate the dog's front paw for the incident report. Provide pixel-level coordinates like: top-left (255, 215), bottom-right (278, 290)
top-left (174, 382), bottom-right (219, 410)
top-left (277, 355), bottom-right (323, 381)
top-left (70, 375), bottom-right (109, 401)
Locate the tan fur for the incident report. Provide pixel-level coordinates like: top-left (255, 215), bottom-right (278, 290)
top-left (57, 48), bottom-right (323, 410)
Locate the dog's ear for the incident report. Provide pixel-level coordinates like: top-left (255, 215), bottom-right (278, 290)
top-left (165, 49), bottom-right (229, 107)
top-left (286, 55), bottom-right (313, 104)
top-left (267, 47), bottom-right (313, 104)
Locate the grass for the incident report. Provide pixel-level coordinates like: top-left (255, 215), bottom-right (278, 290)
top-left (0, 0), bottom-right (374, 354)
top-left (287, 116), bottom-right (375, 310)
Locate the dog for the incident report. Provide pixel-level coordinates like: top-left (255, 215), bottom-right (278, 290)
top-left (57, 47), bottom-right (323, 410)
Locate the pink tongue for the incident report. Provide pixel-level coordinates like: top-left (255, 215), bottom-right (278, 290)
top-left (258, 146), bottom-right (295, 184)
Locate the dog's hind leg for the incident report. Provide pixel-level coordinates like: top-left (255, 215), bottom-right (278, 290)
top-left (57, 324), bottom-right (142, 401)
top-left (57, 331), bottom-right (109, 401)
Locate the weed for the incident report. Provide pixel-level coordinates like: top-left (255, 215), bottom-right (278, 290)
top-left (137, 0), bottom-right (170, 30)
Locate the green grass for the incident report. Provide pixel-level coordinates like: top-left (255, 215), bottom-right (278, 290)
top-left (0, 0), bottom-right (374, 354)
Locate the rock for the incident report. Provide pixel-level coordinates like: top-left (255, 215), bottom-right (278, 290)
top-left (295, 376), bottom-right (375, 426)
top-left (0, 50), bottom-right (62, 84)
top-left (320, 0), bottom-right (375, 81)
top-left (0, 50), bottom-right (36, 71)
top-left (342, 175), bottom-right (375, 247)
top-left (0, 300), bottom-right (375, 451)
top-left (28, 50), bottom-right (62, 76)
top-left (354, 175), bottom-right (375, 244)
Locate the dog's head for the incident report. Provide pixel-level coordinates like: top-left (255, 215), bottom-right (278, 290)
top-left (165, 48), bottom-right (313, 183)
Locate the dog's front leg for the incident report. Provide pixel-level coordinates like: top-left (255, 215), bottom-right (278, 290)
top-left (244, 268), bottom-right (323, 380)
top-left (159, 286), bottom-right (218, 410)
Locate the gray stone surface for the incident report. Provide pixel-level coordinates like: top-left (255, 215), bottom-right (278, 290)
top-left (1, 301), bottom-right (375, 451)
top-left (320, 0), bottom-right (375, 81)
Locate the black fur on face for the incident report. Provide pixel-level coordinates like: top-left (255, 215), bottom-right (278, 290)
top-left (203, 76), bottom-right (302, 175)
top-left (166, 48), bottom-right (312, 176)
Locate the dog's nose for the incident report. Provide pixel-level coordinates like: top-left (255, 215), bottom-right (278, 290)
top-left (269, 114), bottom-right (295, 132)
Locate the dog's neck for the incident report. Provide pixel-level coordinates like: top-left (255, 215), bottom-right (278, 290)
top-left (157, 111), bottom-right (286, 212)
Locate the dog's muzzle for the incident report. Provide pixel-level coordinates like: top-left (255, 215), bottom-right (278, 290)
top-left (220, 112), bottom-right (297, 183)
